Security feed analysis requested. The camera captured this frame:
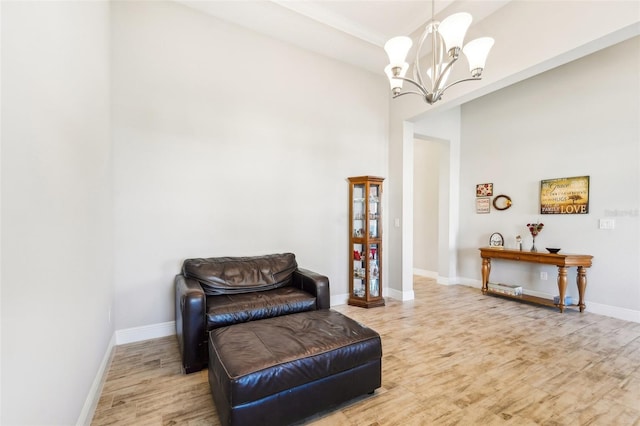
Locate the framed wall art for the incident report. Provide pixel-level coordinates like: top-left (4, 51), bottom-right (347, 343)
top-left (540, 175), bottom-right (590, 215)
top-left (476, 197), bottom-right (491, 214)
top-left (476, 183), bottom-right (493, 197)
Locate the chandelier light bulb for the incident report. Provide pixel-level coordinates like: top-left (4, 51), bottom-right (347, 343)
top-left (384, 36), bottom-right (412, 67)
top-left (437, 12), bottom-right (472, 54)
top-left (463, 37), bottom-right (495, 77)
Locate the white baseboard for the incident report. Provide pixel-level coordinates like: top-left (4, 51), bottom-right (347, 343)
top-left (413, 268), bottom-right (437, 278)
top-left (79, 322), bottom-right (176, 425)
top-left (412, 270), bottom-right (463, 286)
top-left (457, 278), bottom-right (640, 323)
top-left (457, 277), bottom-right (482, 288)
top-left (115, 320), bottom-right (176, 345)
top-left (331, 293), bottom-right (350, 306)
top-left (582, 301), bottom-right (640, 323)
top-left (76, 333), bottom-right (116, 426)
top-left (386, 286), bottom-right (414, 301)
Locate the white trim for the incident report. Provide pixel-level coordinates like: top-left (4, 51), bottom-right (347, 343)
top-left (386, 286), bottom-right (415, 301)
top-left (585, 301), bottom-right (640, 323)
top-left (330, 293), bottom-right (350, 307)
top-left (76, 333), bottom-right (116, 426)
top-left (437, 276), bottom-right (452, 286)
top-left (457, 277), bottom-right (481, 288)
top-left (402, 120), bottom-right (416, 300)
top-left (458, 279), bottom-right (640, 323)
top-left (413, 268), bottom-right (437, 278)
top-left (115, 321), bottom-right (176, 345)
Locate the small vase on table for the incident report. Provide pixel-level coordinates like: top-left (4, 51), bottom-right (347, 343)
top-left (526, 222), bottom-right (544, 253)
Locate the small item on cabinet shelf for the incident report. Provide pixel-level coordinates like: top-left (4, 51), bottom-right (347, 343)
top-left (354, 250), bottom-right (361, 260)
top-left (553, 295), bottom-right (572, 305)
top-left (371, 263), bottom-right (379, 278)
top-left (546, 248), bottom-right (561, 254)
top-left (516, 235), bottom-right (522, 251)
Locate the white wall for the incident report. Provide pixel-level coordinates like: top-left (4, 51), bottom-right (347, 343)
top-left (1, 1), bottom-right (113, 424)
top-left (413, 139), bottom-right (439, 274)
top-left (111, 1), bottom-right (389, 330)
top-left (458, 36), bottom-right (640, 318)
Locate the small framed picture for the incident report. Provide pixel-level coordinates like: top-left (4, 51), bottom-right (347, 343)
top-left (476, 183), bottom-right (493, 197)
top-left (476, 197), bottom-right (491, 214)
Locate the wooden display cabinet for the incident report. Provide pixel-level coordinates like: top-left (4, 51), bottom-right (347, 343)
top-left (348, 176), bottom-right (385, 308)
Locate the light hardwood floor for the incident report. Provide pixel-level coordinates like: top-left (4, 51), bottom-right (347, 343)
top-left (92, 277), bottom-right (640, 425)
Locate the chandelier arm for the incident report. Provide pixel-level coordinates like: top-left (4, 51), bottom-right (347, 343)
top-left (414, 30), bottom-right (429, 89)
top-left (432, 24), bottom-right (438, 93)
top-left (439, 76), bottom-right (481, 94)
top-left (432, 55), bottom-right (458, 96)
top-left (394, 76), bottom-right (430, 96)
top-left (393, 90), bottom-right (430, 98)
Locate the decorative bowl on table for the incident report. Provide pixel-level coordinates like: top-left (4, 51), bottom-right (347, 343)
top-left (546, 248), bottom-right (561, 254)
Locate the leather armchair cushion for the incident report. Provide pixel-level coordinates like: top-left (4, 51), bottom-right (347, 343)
top-left (183, 253), bottom-right (297, 295)
top-left (206, 287), bottom-right (317, 329)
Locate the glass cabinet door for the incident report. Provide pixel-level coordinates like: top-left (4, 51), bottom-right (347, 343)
top-left (352, 243), bottom-right (365, 298)
top-left (368, 243), bottom-right (379, 297)
top-left (368, 184), bottom-right (380, 238)
top-left (352, 184), bottom-right (365, 238)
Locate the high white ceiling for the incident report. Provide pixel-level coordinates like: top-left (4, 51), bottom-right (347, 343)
top-left (177, 0), bottom-right (512, 74)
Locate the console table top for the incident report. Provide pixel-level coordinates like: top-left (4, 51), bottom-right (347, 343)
top-left (479, 247), bottom-right (593, 268)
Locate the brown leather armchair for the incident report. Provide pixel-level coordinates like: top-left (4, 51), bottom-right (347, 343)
top-left (175, 253), bottom-right (330, 373)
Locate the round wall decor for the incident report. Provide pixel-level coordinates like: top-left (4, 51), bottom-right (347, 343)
top-left (493, 194), bottom-right (512, 211)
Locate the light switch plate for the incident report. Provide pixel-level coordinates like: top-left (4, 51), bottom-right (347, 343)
top-left (599, 219), bottom-right (615, 230)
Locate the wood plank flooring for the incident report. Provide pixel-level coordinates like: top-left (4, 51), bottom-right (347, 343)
top-left (92, 277), bottom-right (640, 425)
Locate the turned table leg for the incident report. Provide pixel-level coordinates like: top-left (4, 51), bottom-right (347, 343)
top-left (556, 266), bottom-right (568, 313)
top-left (481, 257), bottom-right (491, 294)
top-left (577, 266), bottom-right (587, 312)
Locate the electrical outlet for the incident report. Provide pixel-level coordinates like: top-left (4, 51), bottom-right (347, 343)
top-left (540, 271), bottom-right (548, 280)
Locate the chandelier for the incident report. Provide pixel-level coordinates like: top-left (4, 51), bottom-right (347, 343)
top-left (383, 1), bottom-right (494, 104)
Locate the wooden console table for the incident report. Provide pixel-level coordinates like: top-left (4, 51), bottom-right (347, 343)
top-left (479, 248), bottom-right (593, 313)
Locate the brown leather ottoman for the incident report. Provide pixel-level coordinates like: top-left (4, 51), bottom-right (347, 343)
top-left (208, 309), bottom-right (382, 426)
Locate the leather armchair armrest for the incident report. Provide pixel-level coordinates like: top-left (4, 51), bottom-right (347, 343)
top-left (293, 268), bottom-right (330, 309)
top-left (175, 274), bottom-right (206, 373)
